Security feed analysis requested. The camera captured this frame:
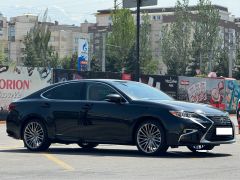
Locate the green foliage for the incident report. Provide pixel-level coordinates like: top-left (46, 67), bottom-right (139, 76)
top-left (106, 8), bottom-right (136, 72)
top-left (161, 0), bottom-right (221, 76)
top-left (214, 48), bottom-right (229, 77)
top-left (233, 47), bottom-right (240, 79)
top-left (23, 9), bottom-right (59, 68)
top-left (61, 52), bottom-right (78, 69)
top-left (140, 13), bottom-right (158, 74)
top-left (90, 56), bottom-right (101, 72)
top-left (161, 0), bottom-right (192, 76)
top-left (192, 0), bottom-right (220, 74)
top-left (0, 41), bottom-right (8, 65)
top-left (107, 10), bottom-right (158, 75)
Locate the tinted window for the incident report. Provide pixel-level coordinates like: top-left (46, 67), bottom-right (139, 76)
top-left (112, 81), bottom-right (173, 101)
top-left (86, 82), bottom-right (117, 101)
top-left (42, 82), bottom-right (84, 100)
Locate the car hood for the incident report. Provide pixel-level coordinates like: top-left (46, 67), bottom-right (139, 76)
top-left (137, 100), bottom-right (227, 116)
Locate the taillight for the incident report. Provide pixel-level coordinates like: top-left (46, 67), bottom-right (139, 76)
top-left (238, 102), bottom-right (240, 109)
top-left (8, 103), bottom-right (16, 111)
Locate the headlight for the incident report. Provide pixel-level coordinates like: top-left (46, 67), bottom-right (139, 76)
top-left (170, 110), bottom-right (206, 128)
top-left (170, 111), bottom-right (198, 118)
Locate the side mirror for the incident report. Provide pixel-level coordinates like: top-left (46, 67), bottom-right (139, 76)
top-left (106, 94), bottom-right (123, 103)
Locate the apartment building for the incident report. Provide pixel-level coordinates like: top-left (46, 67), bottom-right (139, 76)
top-left (8, 14), bottom-right (37, 64)
top-left (96, 5), bottom-right (240, 74)
top-left (0, 12), bottom-right (8, 61)
top-left (7, 14), bottom-right (84, 64)
top-left (48, 22), bottom-right (84, 59)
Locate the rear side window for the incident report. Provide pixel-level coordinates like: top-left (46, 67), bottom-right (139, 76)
top-left (42, 82), bottom-right (84, 100)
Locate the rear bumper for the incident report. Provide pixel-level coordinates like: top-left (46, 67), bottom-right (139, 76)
top-left (6, 116), bottom-right (21, 139)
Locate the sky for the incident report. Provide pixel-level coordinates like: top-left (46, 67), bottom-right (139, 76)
top-left (0, 0), bottom-right (239, 25)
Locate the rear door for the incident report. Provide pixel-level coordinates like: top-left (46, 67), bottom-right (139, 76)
top-left (42, 82), bottom-right (85, 141)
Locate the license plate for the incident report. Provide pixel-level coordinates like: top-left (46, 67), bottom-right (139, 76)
top-left (216, 128), bottom-right (233, 135)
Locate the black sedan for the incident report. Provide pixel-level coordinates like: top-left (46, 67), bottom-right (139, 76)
top-left (7, 79), bottom-right (235, 155)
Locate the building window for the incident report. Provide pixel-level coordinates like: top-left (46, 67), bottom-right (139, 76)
top-left (74, 38), bottom-right (79, 44)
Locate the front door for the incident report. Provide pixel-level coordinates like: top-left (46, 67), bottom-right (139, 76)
top-left (80, 82), bottom-right (141, 143)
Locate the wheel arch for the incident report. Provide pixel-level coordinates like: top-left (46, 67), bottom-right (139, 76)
top-left (20, 114), bottom-right (49, 139)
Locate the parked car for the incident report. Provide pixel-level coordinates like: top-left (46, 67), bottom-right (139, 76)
top-left (7, 79), bottom-right (235, 155)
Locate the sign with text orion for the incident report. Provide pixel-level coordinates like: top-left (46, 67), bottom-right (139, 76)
top-left (123, 0), bottom-right (157, 8)
top-left (78, 39), bottom-right (88, 71)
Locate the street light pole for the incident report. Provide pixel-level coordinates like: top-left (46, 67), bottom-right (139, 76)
top-left (136, 0), bottom-right (141, 82)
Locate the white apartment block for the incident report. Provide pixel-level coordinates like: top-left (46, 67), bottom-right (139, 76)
top-left (0, 12), bottom-right (8, 61)
top-left (96, 5), bottom-right (240, 74)
top-left (6, 14), bottom-right (84, 64)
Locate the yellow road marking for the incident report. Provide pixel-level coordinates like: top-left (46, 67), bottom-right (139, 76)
top-left (42, 153), bottom-right (75, 171)
top-left (0, 146), bottom-right (22, 150)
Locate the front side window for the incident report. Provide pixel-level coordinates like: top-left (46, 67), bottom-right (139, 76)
top-left (42, 82), bottom-right (84, 100)
top-left (86, 82), bottom-right (117, 101)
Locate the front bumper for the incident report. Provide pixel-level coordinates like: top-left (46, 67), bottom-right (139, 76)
top-left (178, 115), bottom-right (235, 145)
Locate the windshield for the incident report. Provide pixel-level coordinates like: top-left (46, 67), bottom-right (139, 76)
top-left (112, 81), bottom-right (173, 101)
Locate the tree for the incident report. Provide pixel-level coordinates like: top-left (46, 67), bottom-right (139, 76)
top-left (0, 41), bottom-right (7, 65)
top-left (233, 46), bottom-right (240, 79)
top-left (192, 0), bottom-right (220, 74)
top-left (23, 9), bottom-right (59, 68)
top-left (214, 48), bottom-right (229, 77)
top-left (106, 9), bottom-right (136, 72)
top-left (161, 0), bottom-right (192, 76)
top-left (139, 13), bottom-right (158, 74)
top-left (90, 56), bottom-right (101, 72)
top-left (61, 52), bottom-right (78, 69)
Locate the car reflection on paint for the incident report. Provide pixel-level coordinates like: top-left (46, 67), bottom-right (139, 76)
top-left (7, 79), bottom-right (235, 156)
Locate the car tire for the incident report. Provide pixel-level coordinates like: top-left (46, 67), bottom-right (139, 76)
top-left (22, 119), bottom-right (51, 151)
top-left (135, 120), bottom-right (168, 156)
top-left (78, 142), bottom-right (98, 149)
top-left (187, 145), bottom-right (215, 152)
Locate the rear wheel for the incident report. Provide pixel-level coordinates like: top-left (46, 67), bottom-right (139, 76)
top-left (135, 120), bottom-right (168, 156)
top-left (78, 142), bottom-right (98, 149)
top-left (187, 145), bottom-right (215, 152)
top-left (23, 119), bottom-right (51, 151)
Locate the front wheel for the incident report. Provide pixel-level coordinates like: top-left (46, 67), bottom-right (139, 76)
top-left (23, 119), bottom-right (51, 151)
top-left (135, 120), bottom-right (168, 156)
top-left (78, 142), bottom-right (98, 149)
top-left (187, 145), bottom-right (215, 152)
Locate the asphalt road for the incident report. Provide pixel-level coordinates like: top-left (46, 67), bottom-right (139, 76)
top-left (0, 118), bottom-right (239, 180)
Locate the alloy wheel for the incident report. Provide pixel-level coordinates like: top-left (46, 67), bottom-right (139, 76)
top-left (137, 123), bottom-right (162, 154)
top-left (24, 122), bottom-right (44, 149)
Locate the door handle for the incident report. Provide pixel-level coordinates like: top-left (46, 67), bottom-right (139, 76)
top-left (41, 102), bottom-right (51, 108)
top-left (82, 104), bottom-right (92, 110)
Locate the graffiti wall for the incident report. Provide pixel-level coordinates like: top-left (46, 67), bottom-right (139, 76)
top-left (0, 66), bottom-right (52, 114)
top-left (224, 79), bottom-right (240, 111)
top-left (178, 76), bottom-right (226, 110)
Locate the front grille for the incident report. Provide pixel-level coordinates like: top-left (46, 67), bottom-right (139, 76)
top-left (207, 116), bottom-right (232, 126)
top-left (205, 125), bottom-right (234, 141)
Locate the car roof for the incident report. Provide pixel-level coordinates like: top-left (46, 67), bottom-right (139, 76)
top-left (67, 79), bottom-right (135, 84)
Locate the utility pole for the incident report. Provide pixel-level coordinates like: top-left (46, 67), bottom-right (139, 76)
top-left (136, 0), bottom-right (141, 81)
top-left (229, 44), bottom-right (233, 78)
top-left (102, 33), bottom-right (106, 72)
top-left (114, 0), bottom-right (118, 11)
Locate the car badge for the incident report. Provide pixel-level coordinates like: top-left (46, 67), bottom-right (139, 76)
top-left (220, 117), bottom-right (225, 124)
